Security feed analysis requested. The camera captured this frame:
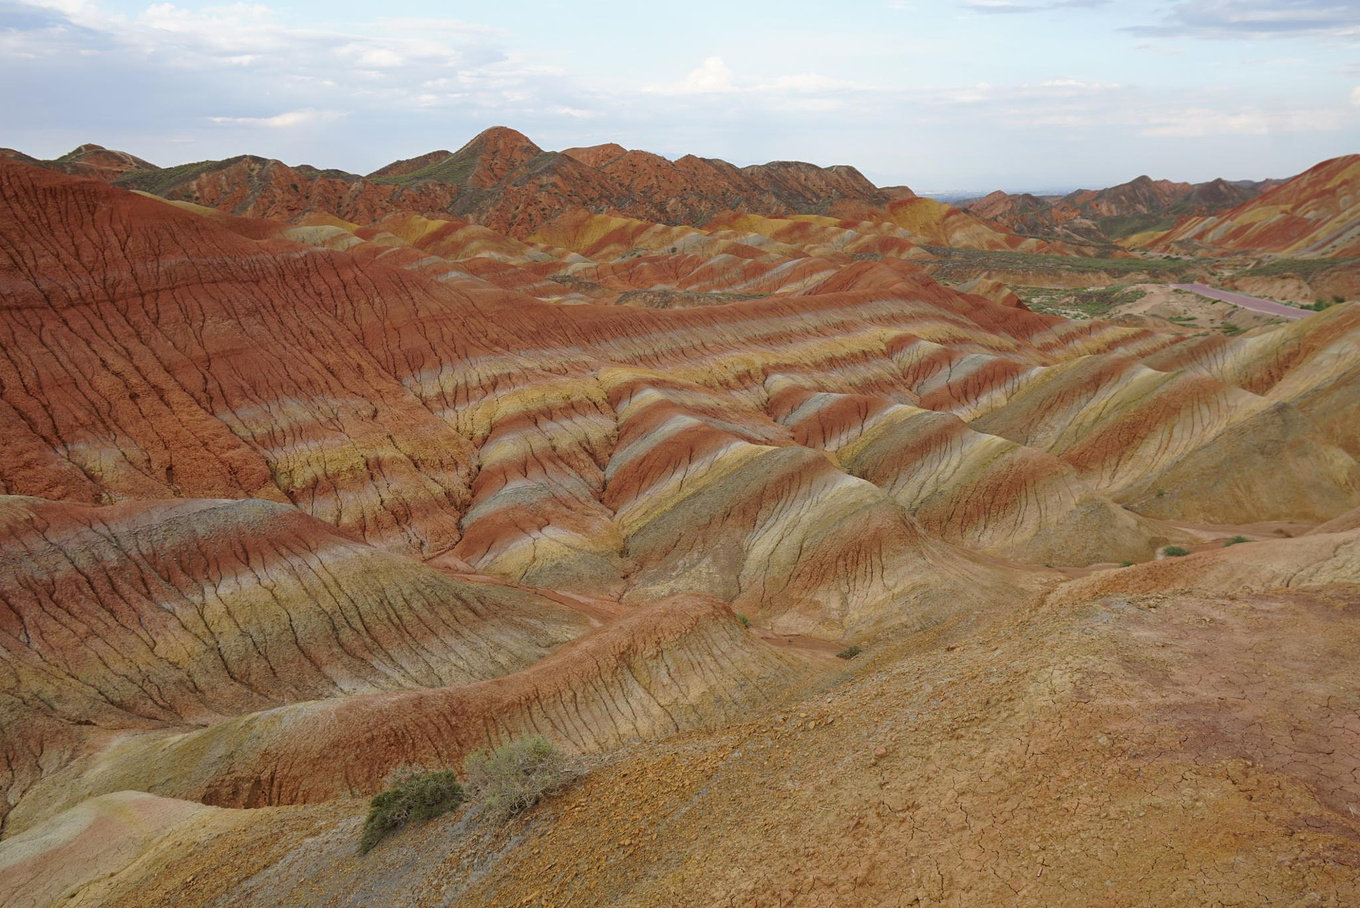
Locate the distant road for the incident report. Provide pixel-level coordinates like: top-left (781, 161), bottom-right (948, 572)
top-left (1168, 283), bottom-right (1310, 320)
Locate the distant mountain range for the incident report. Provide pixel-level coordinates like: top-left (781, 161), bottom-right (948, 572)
top-left (4, 128), bottom-right (1355, 261)
top-left (1, 126), bottom-right (1078, 254)
top-left (4, 127), bottom-right (893, 239)
top-left (960, 174), bottom-right (1283, 246)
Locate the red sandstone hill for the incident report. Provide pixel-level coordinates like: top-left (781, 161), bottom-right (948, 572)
top-left (1, 147), bottom-right (1359, 906)
top-left (11, 128), bottom-right (1009, 244)
top-left (1133, 153), bottom-right (1360, 257)
top-left (965, 173), bottom-right (1272, 244)
top-left (2, 143), bottom-right (157, 183)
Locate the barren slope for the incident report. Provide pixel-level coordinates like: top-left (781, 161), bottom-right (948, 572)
top-left (7, 527), bottom-right (1355, 907)
top-left (1135, 154), bottom-right (1360, 257)
top-left (1, 143), bottom-right (1358, 908)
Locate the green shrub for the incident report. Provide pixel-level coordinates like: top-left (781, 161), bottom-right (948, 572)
top-left (1120, 561), bottom-right (1134, 567)
top-left (1224, 535), bottom-right (1249, 546)
top-left (736, 613), bottom-right (751, 628)
top-left (462, 735), bottom-right (576, 820)
top-left (1303, 299), bottom-right (1338, 312)
top-left (1162, 546), bottom-right (1191, 557)
top-left (359, 768), bottom-right (464, 854)
top-left (836, 645), bottom-right (862, 660)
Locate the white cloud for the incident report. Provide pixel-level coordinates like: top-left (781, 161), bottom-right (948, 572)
top-left (1135, 107), bottom-right (1344, 136)
top-left (963, 0), bottom-right (1111, 12)
top-left (964, 0), bottom-right (1029, 11)
top-left (644, 57), bottom-right (857, 99)
top-left (1126, 0), bottom-right (1360, 41)
top-left (208, 109), bottom-right (343, 128)
top-left (352, 47), bottom-right (404, 68)
top-left (1135, 42), bottom-right (1187, 56)
top-left (677, 56), bottom-right (735, 94)
top-left (1, 0), bottom-right (1356, 189)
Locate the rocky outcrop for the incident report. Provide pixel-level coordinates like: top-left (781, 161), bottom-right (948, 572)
top-left (1135, 154), bottom-right (1360, 257)
top-left (965, 174), bottom-right (1270, 244)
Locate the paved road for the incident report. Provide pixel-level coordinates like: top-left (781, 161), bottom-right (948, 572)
top-left (1168, 283), bottom-right (1310, 320)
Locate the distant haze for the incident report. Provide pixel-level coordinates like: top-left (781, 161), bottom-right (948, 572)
top-left (3, 0), bottom-right (1358, 192)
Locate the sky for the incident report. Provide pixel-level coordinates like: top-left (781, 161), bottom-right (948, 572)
top-left (2, 0), bottom-right (1359, 193)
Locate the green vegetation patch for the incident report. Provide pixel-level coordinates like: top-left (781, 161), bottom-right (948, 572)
top-left (1018, 284), bottom-right (1148, 319)
top-left (372, 152), bottom-right (473, 187)
top-left (1239, 257), bottom-right (1360, 279)
top-left (923, 245), bottom-right (1199, 279)
top-left (115, 159), bottom-right (231, 195)
top-left (1096, 212), bottom-right (1177, 241)
top-left (359, 768), bottom-right (464, 854)
top-left (462, 735), bottom-right (578, 820)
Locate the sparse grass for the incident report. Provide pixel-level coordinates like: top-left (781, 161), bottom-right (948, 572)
top-left (371, 151), bottom-right (476, 187)
top-left (1238, 257), bottom-right (1360, 279)
top-left (924, 245), bottom-right (1200, 280)
top-left (462, 735), bottom-right (578, 821)
top-left (1224, 535), bottom-right (1250, 546)
top-left (115, 158), bottom-right (236, 195)
top-left (549, 274), bottom-right (604, 293)
top-left (1301, 298), bottom-right (1340, 312)
top-left (1096, 212), bottom-right (1176, 240)
top-left (1162, 546), bottom-right (1191, 557)
top-left (1018, 284), bottom-right (1148, 319)
top-left (614, 289), bottom-right (768, 308)
top-left (836, 645), bottom-right (862, 660)
top-left (359, 767), bottom-right (464, 854)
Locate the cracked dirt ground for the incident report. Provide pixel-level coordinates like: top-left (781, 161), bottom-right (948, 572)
top-left (20, 557), bottom-right (1356, 908)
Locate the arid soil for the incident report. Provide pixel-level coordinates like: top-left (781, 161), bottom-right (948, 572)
top-left (0, 138), bottom-right (1358, 908)
top-left (7, 533), bottom-right (1356, 907)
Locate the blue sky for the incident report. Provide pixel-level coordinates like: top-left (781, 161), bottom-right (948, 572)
top-left (3, 0), bottom-right (1358, 192)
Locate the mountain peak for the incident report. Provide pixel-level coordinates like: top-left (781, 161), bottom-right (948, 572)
top-left (459, 125), bottom-right (541, 157)
top-left (562, 143), bottom-right (629, 168)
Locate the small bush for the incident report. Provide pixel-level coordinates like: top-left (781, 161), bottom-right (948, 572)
top-left (1224, 535), bottom-right (1249, 547)
top-left (836, 645), bottom-right (862, 660)
top-left (1162, 546), bottom-right (1191, 557)
top-left (359, 768), bottom-right (464, 854)
top-left (462, 735), bottom-right (576, 820)
top-left (1120, 561), bottom-right (1134, 567)
top-left (736, 613), bottom-right (751, 628)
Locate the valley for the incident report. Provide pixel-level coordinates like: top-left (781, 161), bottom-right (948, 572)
top-left (0, 128), bottom-right (1357, 907)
